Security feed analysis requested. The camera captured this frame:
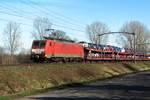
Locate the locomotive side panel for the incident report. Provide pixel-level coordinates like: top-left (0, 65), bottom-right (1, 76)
top-left (45, 40), bottom-right (84, 59)
top-left (44, 40), bottom-right (55, 58)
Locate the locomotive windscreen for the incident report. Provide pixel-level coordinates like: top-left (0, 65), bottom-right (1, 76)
top-left (32, 40), bottom-right (46, 49)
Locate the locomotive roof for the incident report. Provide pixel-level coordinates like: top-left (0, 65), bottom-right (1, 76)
top-left (43, 36), bottom-right (75, 43)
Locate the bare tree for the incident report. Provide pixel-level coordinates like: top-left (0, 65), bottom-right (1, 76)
top-left (4, 22), bottom-right (21, 55)
top-left (32, 17), bottom-right (52, 40)
top-left (49, 30), bottom-right (71, 40)
top-left (86, 21), bottom-right (109, 44)
top-left (120, 21), bottom-right (150, 52)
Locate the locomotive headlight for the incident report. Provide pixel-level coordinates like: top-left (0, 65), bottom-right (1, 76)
top-left (31, 49), bottom-right (35, 52)
top-left (31, 49), bottom-right (44, 54)
top-left (45, 55), bottom-right (48, 58)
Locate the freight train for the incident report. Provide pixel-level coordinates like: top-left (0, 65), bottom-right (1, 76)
top-left (30, 39), bottom-right (150, 62)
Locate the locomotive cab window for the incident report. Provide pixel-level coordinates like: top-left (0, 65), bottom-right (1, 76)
top-left (32, 40), bottom-right (46, 49)
top-left (39, 41), bottom-right (46, 48)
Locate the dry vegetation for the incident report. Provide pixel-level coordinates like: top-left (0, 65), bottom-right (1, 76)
top-left (0, 62), bottom-right (150, 98)
top-left (0, 54), bottom-right (31, 65)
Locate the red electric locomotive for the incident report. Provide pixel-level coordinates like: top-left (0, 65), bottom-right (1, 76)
top-left (31, 39), bottom-right (84, 62)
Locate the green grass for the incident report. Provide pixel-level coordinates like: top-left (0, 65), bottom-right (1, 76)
top-left (0, 61), bottom-right (150, 100)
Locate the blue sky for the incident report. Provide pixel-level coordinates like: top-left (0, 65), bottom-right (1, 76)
top-left (0, 0), bottom-right (150, 49)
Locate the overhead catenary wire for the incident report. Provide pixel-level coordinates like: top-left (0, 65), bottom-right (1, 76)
top-left (0, 18), bottom-right (85, 39)
top-left (0, 10), bottom-right (85, 32)
top-left (52, 23), bottom-right (85, 32)
top-left (19, 0), bottom-right (86, 29)
top-left (0, 2), bottom-right (85, 32)
top-left (0, 18), bottom-right (33, 27)
top-left (0, 3), bottom-right (38, 16)
top-left (0, 3), bottom-right (80, 30)
top-left (0, 0), bottom-right (86, 32)
top-left (0, 10), bottom-right (34, 21)
top-left (27, 0), bottom-right (86, 27)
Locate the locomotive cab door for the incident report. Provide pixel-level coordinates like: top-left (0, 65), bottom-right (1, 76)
top-left (45, 40), bottom-right (55, 59)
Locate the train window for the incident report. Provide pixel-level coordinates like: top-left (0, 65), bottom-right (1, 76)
top-left (32, 41), bottom-right (39, 49)
top-left (39, 41), bottom-right (45, 48)
top-left (32, 41), bottom-right (45, 49)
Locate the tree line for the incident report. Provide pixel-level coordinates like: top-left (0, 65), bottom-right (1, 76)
top-left (87, 21), bottom-right (150, 53)
top-left (0, 17), bottom-right (150, 65)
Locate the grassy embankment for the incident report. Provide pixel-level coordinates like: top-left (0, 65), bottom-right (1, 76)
top-left (0, 61), bottom-right (150, 99)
